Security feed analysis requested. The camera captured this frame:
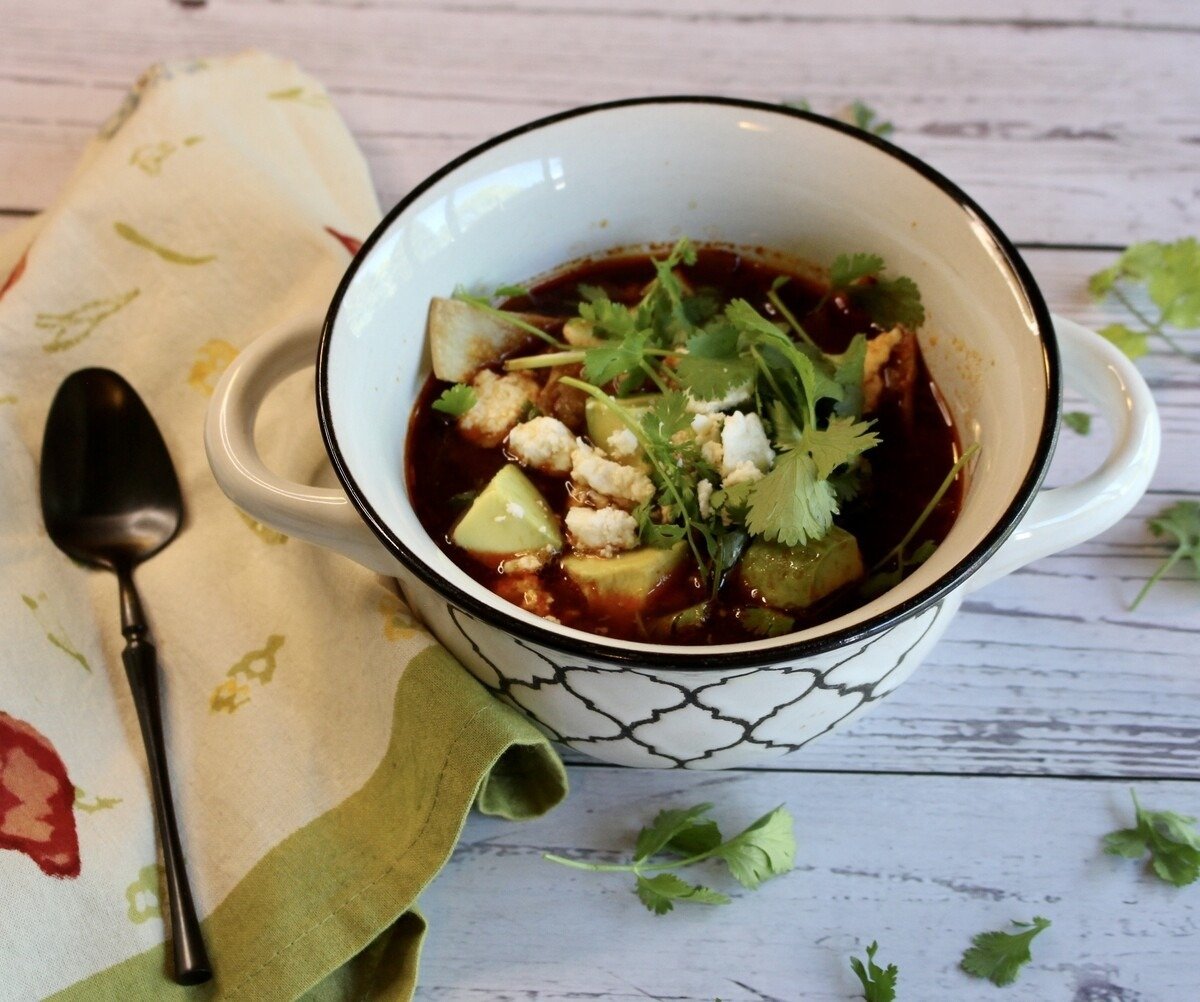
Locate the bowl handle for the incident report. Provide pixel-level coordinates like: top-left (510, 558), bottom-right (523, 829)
top-left (965, 313), bottom-right (1160, 592)
top-left (204, 313), bottom-right (399, 576)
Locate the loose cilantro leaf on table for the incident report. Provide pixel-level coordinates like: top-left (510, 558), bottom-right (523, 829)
top-left (1104, 788), bottom-right (1200, 886)
top-left (1088, 238), bottom-right (1200, 363)
top-left (1130, 500), bottom-right (1200, 609)
top-left (1062, 411), bottom-right (1092, 435)
top-left (781, 98), bottom-right (894, 139)
top-left (849, 941), bottom-right (898, 1002)
top-left (960, 916), bottom-right (1051, 987)
top-left (430, 382), bottom-right (476, 417)
top-left (543, 802), bottom-right (795, 915)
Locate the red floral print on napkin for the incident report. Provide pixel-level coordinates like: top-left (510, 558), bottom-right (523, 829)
top-left (324, 226), bottom-right (362, 256)
top-left (0, 711), bottom-right (80, 878)
top-left (0, 250), bottom-right (27, 301)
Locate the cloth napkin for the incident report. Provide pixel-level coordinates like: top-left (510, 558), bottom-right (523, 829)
top-left (0, 52), bottom-right (567, 1001)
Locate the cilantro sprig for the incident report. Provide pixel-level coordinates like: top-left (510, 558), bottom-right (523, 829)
top-left (849, 941), bottom-right (898, 1001)
top-left (496, 243), bottom-right (932, 586)
top-left (960, 916), bottom-right (1051, 987)
top-left (452, 284), bottom-right (567, 349)
top-left (1104, 788), bottom-right (1200, 886)
top-left (1088, 238), bottom-right (1200, 364)
top-left (1130, 500), bottom-right (1200, 609)
top-left (543, 802), bottom-right (795, 915)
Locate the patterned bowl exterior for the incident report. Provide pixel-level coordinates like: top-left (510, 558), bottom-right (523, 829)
top-left (405, 575), bottom-right (957, 769)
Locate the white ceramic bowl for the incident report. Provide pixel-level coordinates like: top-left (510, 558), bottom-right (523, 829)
top-left (206, 97), bottom-right (1159, 769)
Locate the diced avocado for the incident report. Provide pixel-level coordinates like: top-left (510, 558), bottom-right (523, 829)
top-left (451, 464), bottom-right (562, 558)
top-left (738, 528), bottom-right (865, 612)
top-left (738, 606), bottom-right (795, 638)
top-left (562, 543), bottom-right (687, 611)
top-left (584, 395), bottom-right (656, 463)
top-left (649, 601), bottom-right (711, 641)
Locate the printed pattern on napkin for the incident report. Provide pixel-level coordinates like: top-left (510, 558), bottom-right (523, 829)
top-left (0, 52), bottom-right (566, 1002)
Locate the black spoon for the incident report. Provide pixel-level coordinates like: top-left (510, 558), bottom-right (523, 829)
top-left (40, 368), bottom-right (212, 986)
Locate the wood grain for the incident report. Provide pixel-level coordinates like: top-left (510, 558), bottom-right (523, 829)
top-left (420, 768), bottom-right (1200, 1000)
top-left (2, 0), bottom-right (1198, 243)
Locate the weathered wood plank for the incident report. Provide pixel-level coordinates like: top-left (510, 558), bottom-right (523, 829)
top-left (1, 0), bottom-right (1197, 242)
top-left (419, 768), bottom-right (1200, 1000)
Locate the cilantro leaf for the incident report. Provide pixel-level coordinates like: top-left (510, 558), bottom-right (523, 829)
top-left (849, 941), bottom-right (898, 1002)
top-left (430, 383), bottom-right (476, 417)
top-left (833, 333), bottom-right (868, 418)
top-left (1062, 411), bottom-right (1092, 435)
top-left (831, 253), bottom-right (886, 290)
top-left (708, 805), bottom-right (795, 889)
top-left (849, 100), bottom-right (894, 138)
top-left (675, 323), bottom-right (757, 402)
top-left (635, 873), bottom-right (729, 915)
top-left (798, 417), bottom-right (880, 479)
top-left (745, 449), bottom-right (839, 547)
top-left (960, 916), bottom-right (1051, 987)
top-left (634, 802), bottom-right (719, 862)
top-left (853, 275), bottom-right (925, 329)
top-left (543, 802), bottom-right (796, 916)
top-left (1098, 322), bottom-right (1149, 360)
top-left (1130, 500), bottom-right (1200, 609)
top-left (828, 255), bottom-right (925, 330)
top-left (1104, 788), bottom-right (1200, 887)
top-left (1088, 239), bottom-right (1200, 363)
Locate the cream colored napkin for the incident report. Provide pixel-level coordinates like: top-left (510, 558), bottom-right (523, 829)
top-left (0, 52), bottom-right (566, 1001)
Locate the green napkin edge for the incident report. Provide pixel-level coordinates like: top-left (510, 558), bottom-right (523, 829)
top-left (51, 644), bottom-right (567, 1002)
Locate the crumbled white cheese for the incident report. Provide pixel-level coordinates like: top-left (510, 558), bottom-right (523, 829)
top-left (720, 411), bottom-right (774, 479)
top-left (506, 416), bottom-right (577, 475)
top-left (690, 412), bottom-right (724, 445)
top-left (505, 500), bottom-right (526, 519)
top-left (571, 442), bottom-right (655, 507)
top-left (605, 427), bottom-right (639, 459)
top-left (722, 461), bottom-right (765, 489)
top-left (697, 478), bottom-right (715, 519)
top-left (566, 506), bottom-right (639, 555)
top-left (685, 383), bottom-right (753, 414)
top-left (701, 440), bottom-right (724, 468)
top-left (500, 551), bottom-right (551, 575)
top-left (458, 370), bottom-right (540, 448)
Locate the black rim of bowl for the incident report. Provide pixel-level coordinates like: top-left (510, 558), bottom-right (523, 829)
top-left (317, 94), bottom-right (1061, 671)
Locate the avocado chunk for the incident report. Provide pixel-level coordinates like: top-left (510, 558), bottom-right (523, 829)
top-left (649, 601), bottom-right (711, 641)
top-left (451, 464), bottom-right (562, 558)
top-left (738, 528), bottom-right (865, 612)
top-left (584, 395), bottom-right (656, 463)
top-left (562, 543), bottom-right (686, 611)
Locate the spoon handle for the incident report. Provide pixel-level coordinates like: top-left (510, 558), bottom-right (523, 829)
top-left (120, 586), bottom-right (213, 986)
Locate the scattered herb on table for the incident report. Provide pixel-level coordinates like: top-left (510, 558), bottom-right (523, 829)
top-left (1130, 501), bottom-right (1200, 609)
top-left (1062, 411), bottom-right (1092, 436)
top-left (783, 98), bottom-right (895, 138)
top-left (1088, 237), bottom-right (1200, 364)
top-left (1103, 788), bottom-right (1200, 886)
top-left (543, 801), bottom-right (795, 915)
top-left (960, 916), bottom-right (1051, 987)
top-left (849, 940), bottom-right (898, 1001)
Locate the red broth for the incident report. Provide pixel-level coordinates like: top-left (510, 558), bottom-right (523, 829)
top-left (407, 247), bottom-right (962, 645)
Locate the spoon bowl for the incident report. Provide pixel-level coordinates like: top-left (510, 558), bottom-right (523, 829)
top-left (40, 368), bottom-right (211, 986)
top-left (41, 369), bottom-right (182, 571)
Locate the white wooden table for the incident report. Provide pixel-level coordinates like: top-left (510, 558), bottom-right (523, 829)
top-left (5, 2), bottom-right (1197, 998)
